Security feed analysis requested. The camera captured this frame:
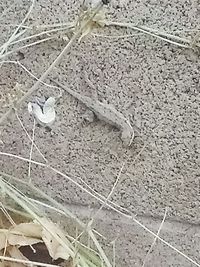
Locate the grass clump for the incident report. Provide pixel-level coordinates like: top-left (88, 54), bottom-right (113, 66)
top-left (0, 174), bottom-right (112, 267)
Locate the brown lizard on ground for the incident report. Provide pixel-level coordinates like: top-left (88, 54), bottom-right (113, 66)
top-left (50, 78), bottom-right (134, 147)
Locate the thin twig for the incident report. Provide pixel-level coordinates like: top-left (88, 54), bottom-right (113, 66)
top-left (28, 119), bottom-right (36, 183)
top-left (0, 23), bottom-right (31, 29)
top-left (1, 60), bottom-right (59, 90)
top-left (140, 25), bottom-right (190, 43)
top-left (0, 29), bottom-right (27, 51)
top-left (110, 238), bottom-right (117, 267)
top-left (9, 25), bottom-right (73, 46)
top-left (1, 204), bottom-right (32, 219)
top-left (103, 20), bottom-right (191, 48)
top-left (142, 208), bottom-right (168, 267)
top-left (0, 22), bottom-right (74, 30)
top-left (15, 112), bottom-right (47, 163)
top-left (70, 163), bottom-right (124, 257)
top-left (93, 163), bottom-right (124, 219)
top-left (0, 255), bottom-right (60, 267)
top-left (0, 202), bottom-right (15, 226)
top-left (0, 36), bottom-right (55, 60)
top-left (92, 32), bottom-right (143, 38)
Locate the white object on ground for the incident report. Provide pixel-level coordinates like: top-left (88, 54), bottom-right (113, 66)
top-left (84, 0), bottom-right (102, 8)
top-left (28, 97), bottom-right (56, 126)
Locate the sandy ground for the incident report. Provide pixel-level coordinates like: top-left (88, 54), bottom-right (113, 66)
top-left (0, 0), bottom-right (200, 266)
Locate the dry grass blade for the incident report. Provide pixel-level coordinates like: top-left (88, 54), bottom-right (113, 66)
top-left (142, 208), bottom-right (168, 267)
top-left (15, 112), bottom-right (47, 163)
top-left (93, 163), bottom-right (124, 220)
top-left (9, 25), bottom-right (74, 46)
top-left (1, 60), bottom-right (59, 90)
top-left (0, 36), bottom-right (55, 60)
top-left (102, 20), bottom-right (192, 48)
top-left (0, 255), bottom-right (60, 267)
top-left (28, 119), bottom-right (36, 183)
top-left (0, 0), bottom-right (35, 57)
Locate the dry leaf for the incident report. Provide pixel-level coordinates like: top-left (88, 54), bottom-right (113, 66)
top-left (41, 219), bottom-right (70, 261)
top-left (12, 222), bottom-right (42, 238)
top-left (0, 233), bottom-right (6, 250)
top-left (56, 249), bottom-right (72, 264)
top-left (0, 223), bottom-right (42, 251)
top-left (7, 246), bottom-right (28, 267)
top-left (8, 234), bottom-right (41, 247)
top-left (1, 219), bottom-right (71, 265)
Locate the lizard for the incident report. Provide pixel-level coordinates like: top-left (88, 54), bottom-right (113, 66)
top-left (50, 78), bottom-right (135, 147)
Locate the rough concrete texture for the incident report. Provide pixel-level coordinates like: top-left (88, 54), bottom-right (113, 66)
top-left (0, 0), bottom-right (200, 266)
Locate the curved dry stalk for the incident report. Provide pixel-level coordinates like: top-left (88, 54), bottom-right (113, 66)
top-left (69, 162), bottom-right (124, 251)
top-left (92, 32), bottom-right (143, 38)
top-left (140, 25), bottom-right (191, 43)
top-left (9, 24), bottom-right (74, 46)
top-left (142, 208), bottom-right (168, 267)
top-left (0, 36), bottom-right (55, 60)
top-left (15, 112), bottom-right (47, 163)
top-left (0, 24), bottom-right (75, 60)
top-left (93, 162), bottom-right (124, 219)
top-left (102, 20), bottom-right (191, 48)
top-left (0, 29), bottom-right (27, 51)
top-left (28, 119), bottom-right (36, 183)
top-left (0, 202), bottom-right (16, 225)
top-left (1, 60), bottom-right (58, 90)
top-left (0, 255), bottom-right (60, 267)
top-left (0, 22), bottom-right (74, 30)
